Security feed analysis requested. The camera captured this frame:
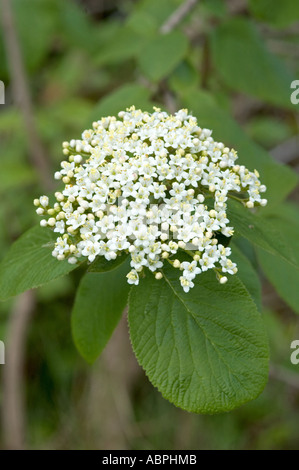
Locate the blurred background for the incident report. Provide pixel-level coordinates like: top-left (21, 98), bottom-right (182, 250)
top-left (0, 0), bottom-right (299, 450)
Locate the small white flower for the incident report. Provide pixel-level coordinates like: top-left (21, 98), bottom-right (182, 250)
top-left (127, 269), bottom-right (139, 285)
top-left (180, 261), bottom-right (201, 280)
top-left (179, 276), bottom-right (194, 293)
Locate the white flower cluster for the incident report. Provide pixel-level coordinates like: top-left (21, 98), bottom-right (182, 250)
top-left (34, 107), bottom-right (267, 292)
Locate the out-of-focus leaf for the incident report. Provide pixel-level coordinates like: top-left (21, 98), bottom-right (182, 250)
top-left (57, 0), bottom-right (98, 52)
top-left (227, 200), bottom-right (297, 269)
top-left (95, 27), bottom-right (148, 66)
top-left (256, 203), bottom-right (299, 314)
top-left (126, 10), bottom-right (157, 37)
top-left (88, 84), bottom-right (153, 122)
top-left (200, 0), bottom-right (227, 19)
top-left (246, 116), bottom-right (293, 149)
top-left (12, 0), bottom-right (58, 73)
top-left (138, 31), bottom-right (189, 82)
top-left (0, 162), bottom-right (37, 192)
top-left (210, 18), bottom-right (294, 109)
top-left (250, 0), bottom-right (299, 28)
top-left (135, 0), bottom-right (182, 28)
top-left (230, 243), bottom-right (262, 311)
top-left (258, 248), bottom-right (299, 315)
top-left (169, 60), bottom-right (199, 93)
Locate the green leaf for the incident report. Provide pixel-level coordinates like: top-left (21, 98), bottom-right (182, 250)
top-left (71, 260), bottom-right (131, 363)
top-left (256, 204), bottom-right (299, 314)
top-left (0, 226), bottom-right (78, 301)
top-left (245, 116), bottom-right (293, 149)
top-left (182, 90), bottom-right (298, 206)
top-left (126, 10), bottom-right (158, 37)
top-left (134, 0), bottom-right (182, 29)
top-left (95, 27), bottom-right (148, 65)
top-left (257, 249), bottom-right (299, 315)
top-left (129, 267), bottom-right (269, 414)
top-left (57, 0), bottom-right (98, 52)
top-left (12, 0), bottom-right (58, 73)
top-left (250, 0), bottom-right (299, 28)
top-left (88, 253), bottom-right (129, 273)
top-left (138, 31), bottom-right (189, 82)
top-left (227, 200), bottom-right (297, 268)
top-left (88, 84), bottom-right (153, 123)
top-left (169, 60), bottom-right (199, 94)
top-left (0, 162), bottom-right (37, 192)
top-left (210, 18), bottom-right (294, 109)
top-left (231, 243), bottom-right (261, 311)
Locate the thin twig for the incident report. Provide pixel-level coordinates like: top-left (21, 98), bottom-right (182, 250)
top-left (160, 0), bottom-right (199, 34)
top-left (0, 0), bottom-right (53, 191)
top-left (2, 291), bottom-right (36, 449)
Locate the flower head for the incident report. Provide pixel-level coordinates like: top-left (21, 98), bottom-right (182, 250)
top-left (35, 107), bottom-right (267, 292)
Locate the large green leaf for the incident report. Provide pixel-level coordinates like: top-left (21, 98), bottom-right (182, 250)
top-left (182, 90), bottom-right (298, 206)
top-left (256, 204), bottom-right (299, 314)
top-left (230, 243), bottom-right (261, 311)
top-left (71, 260), bottom-right (130, 363)
top-left (138, 31), bottom-right (189, 82)
top-left (129, 267), bottom-right (269, 414)
top-left (227, 200), bottom-right (297, 268)
top-left (210, 18), bottom-right (294, 109)
top-left (250, 0), bottom-right (299, 28)
top-left (0, 226), bottom-right (78, 300)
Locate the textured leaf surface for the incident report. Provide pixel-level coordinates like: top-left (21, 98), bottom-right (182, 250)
top-left (72, 260), bottom-right (130, 363)
top-left (0, 226), bottom-right (78, 300)
top-left (129, 267), bottom-right (269, 414)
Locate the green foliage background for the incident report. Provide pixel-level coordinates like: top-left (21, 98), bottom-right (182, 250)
top-left (0, 0), bottom-right (299, 449)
